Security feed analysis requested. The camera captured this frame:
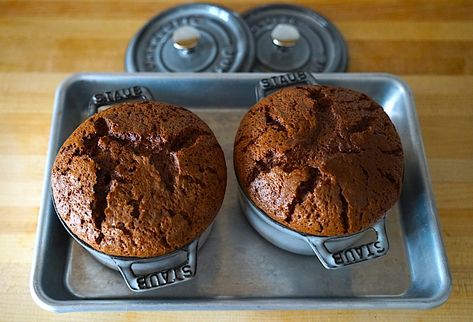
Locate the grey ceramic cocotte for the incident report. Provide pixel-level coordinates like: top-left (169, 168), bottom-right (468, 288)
top-left (239, 71), bottom-right (390, 269)
top-left (52, 86), bottom-right (215, 292)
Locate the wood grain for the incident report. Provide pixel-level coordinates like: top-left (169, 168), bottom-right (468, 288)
top-left (0, 0), bottom-right (472, 321)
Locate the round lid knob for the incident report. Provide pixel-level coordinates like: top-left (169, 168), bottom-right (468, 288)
top-left (173, 26), bottom-right (201, 51)
top-left (271, 24), bottom-right (300, 48)
top-left (243, 4), bottom-right (348, 72)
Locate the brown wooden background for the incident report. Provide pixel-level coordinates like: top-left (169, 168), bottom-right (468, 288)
top-left (1, 1), bottom-right (472, 321)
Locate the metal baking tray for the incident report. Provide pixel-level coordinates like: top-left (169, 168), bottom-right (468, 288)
top-left (30, 73), bottom-right (451, 312)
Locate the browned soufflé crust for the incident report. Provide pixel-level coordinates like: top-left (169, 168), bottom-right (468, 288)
top-left (234, 85), bottom-right (403, 236)
top-left (51, 101), bottom-right (226, 257)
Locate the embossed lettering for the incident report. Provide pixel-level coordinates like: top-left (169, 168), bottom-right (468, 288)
top-left (93, 93), bottom-right (106, 104)
top-left (105, 91), bottom-right (113, 101)
top-left (157, 272), bottom-right (167, 285)
top-left (374, 241), bottom-right (385, 253)
top-left (174, 266), bottom-right (184, 280)
top-left (181, 264), bottom-right (193, 277)
top-left (261, 79), bottom-right (271, 88)
top-left (332, 252), bottom-right (343, 265)
top-left (137, 276), bottom-right (147, 289)
top-left (133, 262), bottom-right (194, 290)
top-left (167, 269), bottom-right (176, 284)
top-left (287, 73), bottom-right (297, 82)
top-left (354, 246), bottom-right (363, 258)
top-left (259, 72), bottom-right (310, 94)
top-left (149, 274), bottom-right (160, 287)
top-left (344, 249), bottom-right (356, 262)
top-left (93, 86), bottom-right (145, 107)
top-left (250, 15), bottom-right (297, 33)
top-left (133, 86), bottom-right (142, 95)
top-left (279, 75), bottom-right (288, 84)
top-left (330, 241), bottom-right (387, 266)
top-left (366, 242), bottom-right (375, 256)
top-left (113, 91), bottom-right (124, 101)
top-left (297, 71), bottom-right (307, 80)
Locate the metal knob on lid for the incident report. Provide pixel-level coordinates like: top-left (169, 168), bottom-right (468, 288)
top-left (271, 24), bottom-right (300, 48)
top-left (243, 4), bottom-right (348, 72)
top-left (125, 3), bottom-right (255, 72)
top-left (172, 26), bottom-right (201, 51)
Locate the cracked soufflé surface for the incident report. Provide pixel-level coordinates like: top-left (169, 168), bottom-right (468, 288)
top-left (234, 85), bottom-right (403, 236)
top-left (51, 101), bottom-right (226, 257)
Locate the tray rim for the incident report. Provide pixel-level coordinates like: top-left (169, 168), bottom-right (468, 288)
top-left (30, 72), bottom-right (451, 312)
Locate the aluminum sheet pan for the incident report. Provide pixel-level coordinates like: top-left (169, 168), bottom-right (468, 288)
top-left (30, 73), bottom-right (451, 312)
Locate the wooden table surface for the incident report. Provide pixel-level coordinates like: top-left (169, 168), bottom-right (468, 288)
top-left (1, 0), bottom-right (472, 321)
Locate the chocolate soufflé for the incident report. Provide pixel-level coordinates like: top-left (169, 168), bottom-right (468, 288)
top-left (52, 101), bottom-right (226, 257)
top-left (234, 85), bottom-right (403, 236)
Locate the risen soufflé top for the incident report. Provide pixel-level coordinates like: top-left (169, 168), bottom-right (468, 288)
top-left (234, 85), bottom-right (403, 236)
top-left (51, 101), bottom-right (226, 257)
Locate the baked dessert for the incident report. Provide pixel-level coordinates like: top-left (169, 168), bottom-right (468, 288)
top-left (52, 101), bottom-right (226, 257)
top-left (234, 85), bottom-right (403, 236)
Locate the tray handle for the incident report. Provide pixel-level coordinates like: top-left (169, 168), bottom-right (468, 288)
top-left (88, 85), bottom-right (154, 116)
top-left (111, 239), bottom-right (198, 292)
top-left (255, 71), bottom-right (318, 101)
top-left (304, 216), bottom-right (389, 269)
